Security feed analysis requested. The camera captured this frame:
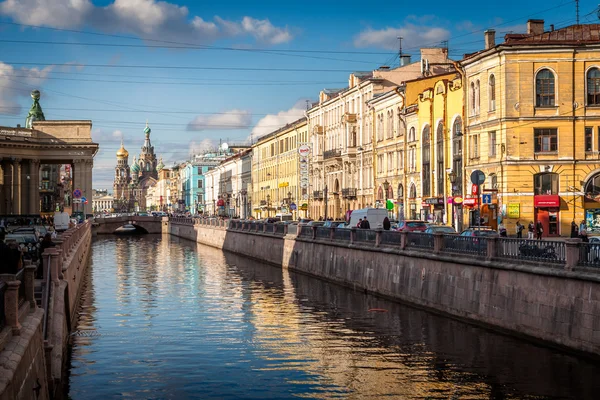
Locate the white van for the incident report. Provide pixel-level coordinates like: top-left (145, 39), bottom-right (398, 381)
top-left (348, 208), bottom-right (389, 229)
top-left (54, 211), bottom-right (70, 232)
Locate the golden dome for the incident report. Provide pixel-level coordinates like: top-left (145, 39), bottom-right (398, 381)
top-left (116, 140), bottom-right (129, 158)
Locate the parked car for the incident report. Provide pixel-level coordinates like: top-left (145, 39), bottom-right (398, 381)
top-left (306, 221), bottom-right (326, 227)
top-left (394, 220), bottom-right (428, 232)
top-left (460, 227), bottom-right (499, 237)
top-left (323, 220), bottom-right (345, 228)
top-left (425, 226), bottom-right (457, 234)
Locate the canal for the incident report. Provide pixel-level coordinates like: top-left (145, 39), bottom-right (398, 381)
top-left (67, 235), bottom-right (600, 399)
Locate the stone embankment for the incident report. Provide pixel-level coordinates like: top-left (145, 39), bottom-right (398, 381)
top-left (0, 220), bottom-right (92, 400)
top-left (170, 218), bottom-right (600, 358)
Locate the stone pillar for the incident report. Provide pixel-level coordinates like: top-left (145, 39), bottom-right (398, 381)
top-left (84, 159), bottom-right (93, 215)
top-left (0, 160), bottom-right (5, 214)
top-left (20, 160), bottom-right (29, 215)
top-left (12, 157), bottom-right (21, 215)
top-left (565, 238), bottom-right (582, 271)
top-left (375, 228), bottom-right (382, 247)
top-left (3, 158), bottom-right (13, 214)
top-left (400, 231), bottom-right (408, 250)
top-left (350, 227), bottom-right (356, 244)
top-left (24, 262), bottom-right (37, 309)
top-left (29, 159), bottom-right (40, 214)
top-left (4, 280), bottom-right (22, 335)
top-left (487, 237), bottom-right (498, 261)
top-left (433, 232), bottom-right (444, 254)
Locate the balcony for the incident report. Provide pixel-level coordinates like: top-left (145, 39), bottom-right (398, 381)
top-left (313, 190), bottom-right (324, 200)
top-left (323, 149), bottom-right (341, 160)
top-left (342, 188), bottom-right (357, 199)
top-left (313, 125), bottom-right (324, 134)
top-left (344, 113), bottom-right (357, 123)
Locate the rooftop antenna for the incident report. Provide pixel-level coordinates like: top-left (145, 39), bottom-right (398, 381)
top-left (576, 0), bottom-right (580, 25)
top-left (398, 36), bottom-right (403, 61)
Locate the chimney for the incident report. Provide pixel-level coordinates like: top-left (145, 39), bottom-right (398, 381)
top-left (527, 19), bottom-right (544, 36)
top-left (484, 29), bottom-right (496, 50)
top-left (379, 66), bottom-right (390, 70)
top-left (16, 124), bottom-right (21, 128)
top-left (400, 55), bottom-right (411, 67)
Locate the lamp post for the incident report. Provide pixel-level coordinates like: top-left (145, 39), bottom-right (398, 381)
top-left (266, 194), bottom-right (271, 218)
top-left (448, 170), bottom-right (457, 229)
top-left (383, 179), bottom-right (390, 217)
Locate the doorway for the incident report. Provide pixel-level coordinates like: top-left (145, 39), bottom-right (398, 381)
top-left (534, 208), bottom-right (560, 237)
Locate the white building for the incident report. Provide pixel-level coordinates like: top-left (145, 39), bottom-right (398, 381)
top-left (92, 193), bottom-right (114, 213)
top-left (205, 149), bottom-right (252, 217)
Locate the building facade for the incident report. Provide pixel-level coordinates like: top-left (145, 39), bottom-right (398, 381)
top-left (205, 149), bottom-right (252, 217)
top-left (460, 21), bottom-right (600, 236)
top-left (251, 118), bottom-right (308, 219)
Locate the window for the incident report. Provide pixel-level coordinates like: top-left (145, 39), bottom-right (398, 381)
top-left (586, 127), bottom-right (593, 151)
top-left (475, 80), bottom-right (480, 114)
top-left (489, 74), bottom-right (496, 111)
top-left (387, 111), bottom-right (394, 139)
top-left (397, 150), bottom-right (404, 169)
top-left (534, 128), bottom-right (558, 153)
top-left (398, 184), bottom-right (404, 199)
top-left (377, 154), bottom-right (384, 174)
top-left (408, 126), bottom-right (416, 142)
top-left (409, 147), bottom-right (416, 172)
top-left (452, 117), bottom-right (463, 195)
top-left (197, 180), bottom-right (203, 189)
top-left (422, 125), bottom-right (431, 197)
top-left (470, 82), bottom-right (476, 115)
top-left (588, 68), bottom-right (600, 105)
top-left (489, 173), bottom-right (498, 189)
top-left (397, 109), bottom-right (403, 137)
top-left (489, 131), bottom-right (497, 156)
top-left (409, 183), bottom-right (417, 199)
top-left (436, 123), bottom-right (444, 196)
top-left (377, 114), bottom-right (384, 141)
top-left (470, 134), bottom-right (480, 159)
top-left (536, 69), bottom-right (555, 107)
top-left (387, 152), bottom-right (393, 172)
top-left (534, 173), bottom-right (559, 195)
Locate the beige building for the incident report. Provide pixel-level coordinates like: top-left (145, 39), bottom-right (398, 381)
top-left (308, 48), bottom-right (452, 220)
top-left (251, 118), bottom-right (308, 219)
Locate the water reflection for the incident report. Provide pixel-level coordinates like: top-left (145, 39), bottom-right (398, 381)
top-left (67, 235), bottom-right (600, 399)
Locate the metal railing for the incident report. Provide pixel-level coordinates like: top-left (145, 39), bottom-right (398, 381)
top-left (16, 269), bottom-right (25, 307)
top-left (496, 238), bottom-right (566, 265)
top-left (443, 235), bottom-right (487, 257)
top-left (578, 243), bottom-right (600, 268)
top-left (333, 228), bottom-right (351, 242)
top-left (406, 232), bottom-right (434, 249)
top-left (42, 254), bottom-right (52, 341)
top-left (341, 188), bottom-right (357, 198)
top-left (315, 226), bottom-right (331, 239)
top-left (298, 226), bottom-right (313, 238)
top-left (323, 149), bottom-right (341, 159)
top-left (380, 231), bottom-right (401, 246)
top-left (275, 224), bottom-right (286, 235)
top-left (355, 229), bottom-right (376, 243)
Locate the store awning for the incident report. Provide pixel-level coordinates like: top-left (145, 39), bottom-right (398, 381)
top-left (534, 195), bottom-right (560, 208)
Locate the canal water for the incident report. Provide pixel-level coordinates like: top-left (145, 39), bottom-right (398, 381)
top-left (67, 235), bottom-right (600, 399)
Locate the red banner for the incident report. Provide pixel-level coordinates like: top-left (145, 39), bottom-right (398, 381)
top-left (471, 184), bottom-right (478, 196)
top-left (534, 195), bottom-right (560, 208)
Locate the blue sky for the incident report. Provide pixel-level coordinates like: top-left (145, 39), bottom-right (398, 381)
top-left (0, 0), bottom-right (594, 188)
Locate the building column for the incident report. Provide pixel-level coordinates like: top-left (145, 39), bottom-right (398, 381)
top-left (29, 159), bottom-right (40, 214)
top-left (20, 160), bottom-right (29, 215)
top-left (12, 158), bottom-right (21, 215)
top-left (84, 159), bottom-right (93, 215)
top-left (0, 159), bottom-right (7, 214)
top-left (3, 159), bottom-right (13, 214)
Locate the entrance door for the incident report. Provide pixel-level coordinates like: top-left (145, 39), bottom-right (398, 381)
top-left (548, 209), bottom-right (560, 236)
top-left (534, 209), bottom-right (549, 238)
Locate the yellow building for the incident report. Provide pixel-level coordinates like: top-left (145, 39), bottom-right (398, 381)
top-left (459, 21), bottom-right (600, 237)
top-left (395, 72), bottom-right (464, 227)
top-left (250, 117), bottom-right (308, 219)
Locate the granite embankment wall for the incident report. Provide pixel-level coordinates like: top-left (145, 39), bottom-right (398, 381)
top-left (0, 221), bottom-right (92, 400)
top-left (169, 219), bottom-right (600, 357)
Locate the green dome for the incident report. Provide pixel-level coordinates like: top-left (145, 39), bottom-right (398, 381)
top-left (131, 157), bottom-right (140, 173)
top-left (144, 121), bottom-right (151, 135)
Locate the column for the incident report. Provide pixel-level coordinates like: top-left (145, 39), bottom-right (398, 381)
top-left (12, 158), bottom-right (21, 215)
top-left (3, 158), bottom-right (13, 214)
top-left (72, 159), bottom-right (83, 215)
top-left (85, 159), bottom-right (93, 215)
top-left (29, 159), bottom-right (40, 214)
top-left (0, 159), bottom-right (6, 214)
top-left (20, 160), bottom-right (29, 215)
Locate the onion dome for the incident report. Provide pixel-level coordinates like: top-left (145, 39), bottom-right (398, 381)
top-left (157, 157), bottom-right (164, 172)
top-left (116, 140), bottom-right (129, 159)
top-left (144, 121), bottom-right (151, 136)
top-left (131, 156), bottom-right (140, 173)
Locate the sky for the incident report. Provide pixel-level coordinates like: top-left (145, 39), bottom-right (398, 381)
top-left (0, 0), bottom-right (595, 189)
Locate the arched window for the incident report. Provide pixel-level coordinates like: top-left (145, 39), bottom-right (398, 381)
top-left (489, 173), bottom-right (498, 189)
top-left (408, 127), bottom-right (416, 142)
top-left (409, 183), bottom-right (417, 199)
top-left (534, 172), bottom-right (559, 195)
top-left (475, 80), bottom-right (480, 114)
top-left (387, 185), bottom-right (393, 199)
top-left (489, 74), bottom-right (496, 111)
top-left (397, 108), bottom-right (403, 137)
top-left (587, 68), bottom-right (600, 105)
top-left (585, 172), bottom-right (600, 199)
top-left (452, 117), bottom-right (463, 195)
top-left (536, 69), bottom-right (555, 107)
top-left (387, 111), bottom-right (393, 139)
top-left (422, 125), bottom-right (431, 197)
top-left (470, 82), bottom-right (476, 115)
top-left (436, 122), bottom-right (445, 196)
top-left (398, 183), bottom-right (404, 198)
top-left (377, 186), bottom-right (384, 201)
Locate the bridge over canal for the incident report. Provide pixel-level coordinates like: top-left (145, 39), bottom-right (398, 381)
top-left (93, 215), bottom-right (165, 234)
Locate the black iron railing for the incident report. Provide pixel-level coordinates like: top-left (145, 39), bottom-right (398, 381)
top-left (342, 188), bottom-right (357, 198)
top-left (496, 238), bottom-right (566, 265)
top-left (313, 191), bottom-right (324, 200)
top-left (443, 235), bottom-right (487, 257)
top-left (406, 232), bottom-right (434, 249)
top-left (323, 149), bottom-right (341, 159)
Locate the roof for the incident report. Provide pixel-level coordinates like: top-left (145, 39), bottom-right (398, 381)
top-left (505, 24), bottom-right (600, 45)
top-left (323, 88), bottom-right (345, 95)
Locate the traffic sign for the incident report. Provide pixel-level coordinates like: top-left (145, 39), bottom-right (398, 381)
top-left (73, 189), bottom-right (82, 199)
top-left (72, 199), bottom-right (82, 203)
top-left (482, 193), bottom-right (492, 204)
top-left (81, 196), bottom-right (87, 203)
top-left (470, 170), bottom-right (485, 185)
top-left (290, 203), bottom-right (297, 211)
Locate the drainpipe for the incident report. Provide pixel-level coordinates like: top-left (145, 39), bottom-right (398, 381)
top-left (394, 86), bottom-right (407, 220)
top-left (572, 49), bottom-right (577, 225)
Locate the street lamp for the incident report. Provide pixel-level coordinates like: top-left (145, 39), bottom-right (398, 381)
top-left (266, 194), bottom-right (271, 218)
top-left (448, 170), bottom-right (458, 229)
top-left (383, 180), bottom-right (390, 200)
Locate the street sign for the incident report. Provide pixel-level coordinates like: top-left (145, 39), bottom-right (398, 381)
top-left (470, 170), bottom-right (485, 185)
top-left (73, 189), bottom-right (82, 199)
top-left (72, 199), bottom-right (82, 203)
top-left (81, 196), bottom-right (86, 203)
top-left (482, 193), bottom-right (492, 204)
top-left (290, 203), bottom-right (297, 211)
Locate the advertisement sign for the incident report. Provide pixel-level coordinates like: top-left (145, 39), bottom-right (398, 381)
top-left (507, 203), bottom-right (520, 218)
top-left (463, 198), bottom-right (477, 206)
top-left (471, 184), bottom-right (478, 196)
top-left (298, 145), bottom-right (311, 157)
top-left (533, 195), bottom-right (560, 208)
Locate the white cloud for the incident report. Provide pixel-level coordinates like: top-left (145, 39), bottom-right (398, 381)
top-left (0, 61), bottom-right (54, 116)
top-left (187, 109), bottom-right (252, 131)
top-left (189, 138), bottom-right (216, 155)
top-left (1, 0), bottom-right (293, 45)
top-left (354, 23), bottom-right (450, 50)
top-left (249, 100), bottom-right (307, 142)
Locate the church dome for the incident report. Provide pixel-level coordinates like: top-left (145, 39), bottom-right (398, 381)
top-left (144, 122), bottom-right (151, 135)
top-left (116, 141), bottom-right (129, 158)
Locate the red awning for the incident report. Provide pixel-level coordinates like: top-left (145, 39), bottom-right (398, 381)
top-left (534, 195), bottom-right (560, 208)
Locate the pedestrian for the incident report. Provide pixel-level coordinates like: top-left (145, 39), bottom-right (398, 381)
top-left (357, 218), bottom-right (363, 228)
top-left (536, 220), bottom-right (544, 240)
top-left (498, 221), bottom-right (507, 237)
top-left (580, 220), bottom-right (586, 234)
top-left (571, 220), bottom-right (579, 238)
top-left (361, 217), bottom-right (371, 229)
top-left (383, 217), bottom-right (391, 231)
top-left (516, 221), bottom-right (524, 238)
top-left (528, 221), bottom-right (535, 239)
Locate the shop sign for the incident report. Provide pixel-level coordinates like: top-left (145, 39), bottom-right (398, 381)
top-left (534, 195), bottom-right (560, 208)
top-left (278, 182), bottom-right (289, 188)
top-left (425, 197), bottom-right (444, 205)
top-left (298, 145), bottom-right (311, 157)
top-left (463, 198), bottom-right (477, 206)
top-left (507, 203), bottom-right (520, 218)
top-left (471, 184), bottom-right (478, 196)
top-left (453, 196), bottom-right (464, 204)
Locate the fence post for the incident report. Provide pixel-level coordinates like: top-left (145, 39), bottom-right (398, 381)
top-left (24, 261), bottom-right (37, 309)
top-left (4, 280), bottom-right (21, 335)
top-left (311, 226), bottom-right (317, 240)
top-left (330, 227), bottom-right (336, 240)
top-left (284, 224), bottom-right (289, 235)
top-left (433, 233), bottom-right (444, 254)
top-left (375, 229), bottom-right (382, 247)
top-left (486, 237), bottom-right (498, 261)
top-left (350, 227), bottom-right (356, 244)
top-left (400, 231), bottom-right (407, 250)
top-left (565, 238), bottom-right (581, 271)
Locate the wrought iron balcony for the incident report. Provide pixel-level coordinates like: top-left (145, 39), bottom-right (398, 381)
top-left (313, 190), bottom-right (324, 200)
top-left (342, 188), bottom-right (357, 199)
top-left (323, 149), bottom-right (341, 160)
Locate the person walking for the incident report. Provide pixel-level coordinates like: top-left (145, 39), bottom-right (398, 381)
top-left (361, 217), bottom-right (371, 229)
top-left (383, 217), bottom-right (391, 231)
top-left (527, 221), bottom-right (535, 239)
top-left (498, 221), bottom-right (507, 237)
top-left (571, 220), bottom-right (579, 238)
top-left (357, 218), bottom-right (363, 228)
top-left (516, 221), bottom-right (524, 238)
top-left (536, 220), bottom-right (544, 240)
top-left (580, 220), bottom-right (587, 235)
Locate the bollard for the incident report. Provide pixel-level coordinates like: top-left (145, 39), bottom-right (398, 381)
top-left (400, 231), bottom-right (408, 250)
top-left (433, 233), bottom-right (444, 254)
top-left (330, 227), bottom-right (336, 240)
top-left (565, 238), bottom-right (582, 271)
top-left (24, 261), bottom-right (37, 309)
top-left (4, 280), bottom-right (22, 335)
